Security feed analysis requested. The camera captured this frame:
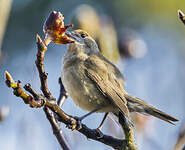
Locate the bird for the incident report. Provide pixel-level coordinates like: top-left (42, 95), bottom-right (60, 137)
top-left (61, 29), bottom-right (178, 129)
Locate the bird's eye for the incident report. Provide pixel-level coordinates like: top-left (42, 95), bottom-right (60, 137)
top-left (81, 33), bottom-right (86, 38)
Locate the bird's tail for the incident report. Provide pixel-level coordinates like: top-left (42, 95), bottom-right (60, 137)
top-left (125, 94), bottom-right (179, 125)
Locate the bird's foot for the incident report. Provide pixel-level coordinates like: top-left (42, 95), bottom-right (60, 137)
top-left (74, 116), bottom-right (83, 130)
top-left (65, 116), bottom-right (82, 131)
top-left (94, 128), bottom-right (104, 139)
top-left (73, 116), bottom-right (83, 130)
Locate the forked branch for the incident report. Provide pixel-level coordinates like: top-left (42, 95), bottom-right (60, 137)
top-left (5, 35), bottom-right (134, 150)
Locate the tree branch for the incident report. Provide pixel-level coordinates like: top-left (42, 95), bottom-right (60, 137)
top-left (5, 70), bottom-right (128, 149)
top-left (35, 35), bottom-right (71, 150)
top-left (178, 9), bottom-right (185, 25)
top-left (35, 35), bottom-right (52, 99)
top-left (4, 34), bottom-right (135, 150)
top-left (57, 77), bottom-right (68, 107)
top-left (44, 107), bottom-right (70, 150)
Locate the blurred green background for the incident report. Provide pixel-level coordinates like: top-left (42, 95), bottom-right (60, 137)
top-left (0, 0), bottom-right (185, 150)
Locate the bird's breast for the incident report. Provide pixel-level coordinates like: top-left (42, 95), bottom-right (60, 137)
top-left (61, 62), bottom-right (114, 112)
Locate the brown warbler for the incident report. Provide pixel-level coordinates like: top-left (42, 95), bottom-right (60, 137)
top-left (61, 29), bottom-right (178, 127)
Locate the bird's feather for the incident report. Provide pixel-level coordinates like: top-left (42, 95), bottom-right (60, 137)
top-left (125, 94), bottom-right (179, 124)
top-left (84, 54), bottom-right (129, 118)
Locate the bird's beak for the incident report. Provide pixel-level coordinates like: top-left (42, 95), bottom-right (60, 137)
top-left (65, 31), bottom-right (80, 42)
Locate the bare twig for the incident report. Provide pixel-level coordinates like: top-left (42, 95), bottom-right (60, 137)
top-left (119, 113), bottom-right (138, 150)
top-left (57, 77), bottom-right (68, 107)
top-left (176, 10), bottom-right (185, 150)
top-left (5, 34), bottom-right (135, 150)
top-left (35, 35), bottom-right (52, 99)
top-left (5, 71), bottom-right (128, 149)
top-left (35, 35), bottom-right (71, 150)
top-left (5, 71), bottom-right (44, 108)
top-left (44, 107), bottom-right (70, 150)
top-left (178, 9), bottom-right (185, 25)
top-left (173, 121), bottom-right (185, 150)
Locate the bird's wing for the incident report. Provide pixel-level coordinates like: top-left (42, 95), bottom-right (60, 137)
top-left (84, 54), bottom-right (129, 118)
top-left (98, 54), bottom-right (125, 86)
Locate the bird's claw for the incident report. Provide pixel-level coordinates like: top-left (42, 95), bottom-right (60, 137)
top-left (74, 116), bottom-right (82, 130)
top-left (94, 128), bottom-right (104, 139)
top-left (66, 116), bottom-right (82, 131)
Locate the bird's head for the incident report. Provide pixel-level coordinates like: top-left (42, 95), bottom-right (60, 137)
top-left (65, 29), bottom-right (99, 54)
